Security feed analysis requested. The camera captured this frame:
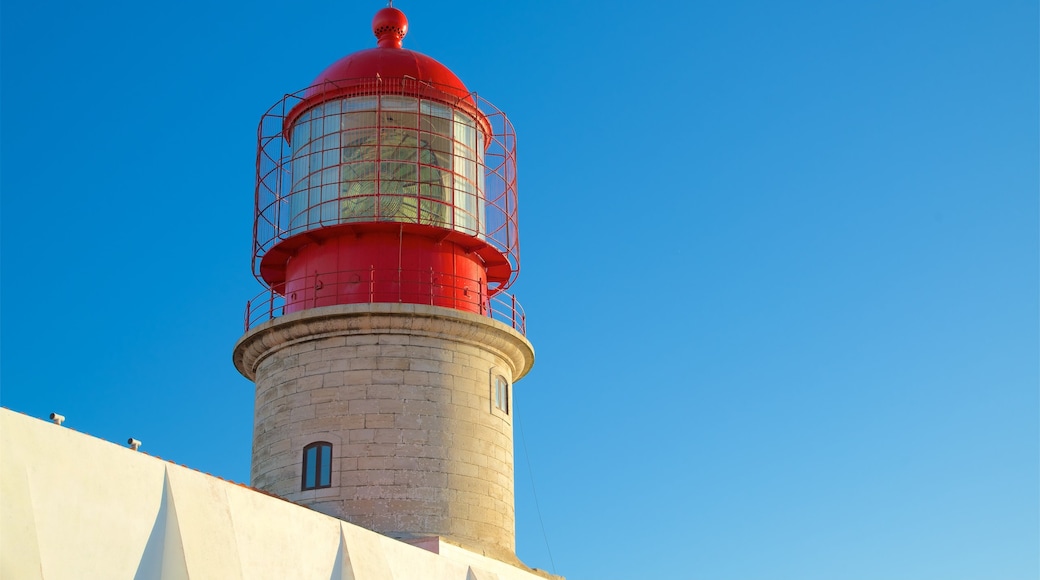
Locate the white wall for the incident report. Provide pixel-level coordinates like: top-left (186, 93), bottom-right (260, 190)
top-left (0, 409), bottom-right (557, 580)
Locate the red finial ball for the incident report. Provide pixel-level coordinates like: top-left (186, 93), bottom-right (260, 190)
top-left (373, 7), bottom-right (408, 48)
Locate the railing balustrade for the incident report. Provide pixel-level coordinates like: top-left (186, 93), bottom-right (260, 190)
top-left (243, 266), bottom-right (526, 335)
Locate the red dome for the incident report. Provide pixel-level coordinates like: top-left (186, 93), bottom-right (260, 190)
top-left (303, 7), bottom-right (473, 103)
top-left (308, 47), bottom-right (473, 102)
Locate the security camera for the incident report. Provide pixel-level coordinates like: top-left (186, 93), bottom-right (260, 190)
top-left (49, 413), bottom-right (65, 426)
top-left (127, 438), bottom-right (142, 451)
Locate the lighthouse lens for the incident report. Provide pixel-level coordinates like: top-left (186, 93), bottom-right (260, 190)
top-left (287, 95), bottom-right (485, 237)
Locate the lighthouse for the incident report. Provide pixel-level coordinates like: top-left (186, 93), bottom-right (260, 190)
top-left (232, 5), bottom-right (534, 565)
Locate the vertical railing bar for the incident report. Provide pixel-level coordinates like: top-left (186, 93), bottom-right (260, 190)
top-left (266, 289), bottom-right (272, 326)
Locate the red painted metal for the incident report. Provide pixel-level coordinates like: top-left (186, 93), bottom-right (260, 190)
top-left (282, 226), bottom-right (488, 315)
top-left (372, 7), bottom-right (408, 48)
top-left (243, 272), bottom-right (527, 335)
top-left (248, 7), bottom-right (521, 322)
top-left (316, 8), bottom-right (465, 99)
top-left (258, 222), bottom-right (512, 295)
top-left (286, 8), bottom-right (478, 133)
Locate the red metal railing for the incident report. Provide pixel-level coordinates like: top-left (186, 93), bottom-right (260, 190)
top-left (252, 78), bottom-right (520, 290)
top-left (243, 267), bottom-right (526, 335)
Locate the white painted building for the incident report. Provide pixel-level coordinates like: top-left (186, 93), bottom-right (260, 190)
top-left (1, 409), bottom-right (557, 580)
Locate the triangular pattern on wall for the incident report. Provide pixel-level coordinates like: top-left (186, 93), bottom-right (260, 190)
top-left (338, 522), bottom-right (395, 580)
top-left (467, 565), bottom-right (501, 580)
top-left (165, 462), bottom-right (244, 579)
top-left (134, 468), bottom-right (189, 580)
top-left (332, 526), bottom-right (354, 580)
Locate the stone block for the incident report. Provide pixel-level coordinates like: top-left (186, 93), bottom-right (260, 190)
top-left (376, 356), bottom-right (410, 370)
top-left (393, 414), bottom-right (423, 430)
top-left (341, 372), bottom-right (373, 388)
top-left (348, 429), bottom-right (375, 443)
top-left (297, 349), bottom-right (324, 366)
top-left (321, 373), bottom-right (345, 387)
top-left (409, 358), bottom-right (446, 373)
top-left (371, 369), bottom-right (404, 384)
top-left (320, 346), bottom-right (356, 361)
top-left (348, 399), bottom-right (380, 414)
top-left (378, 343), bottom-right (409, 357)
top-left (401, 399), bottom-right (438, 417)
top-left (364, 413), bottom-right (394, 429)
top-left (289, 405), bottom-right (316, 422)
top-left (373, 429), bottom-right (404, 444)
top-left (309, 388), bottom-right (340, 404)
top-left (357, 456), bottom-right (394, 470)
top-left (367, 384), bottom-right (400, 400)
top-left (357, 344), bottom-right (381, 357)
top-left (355, 469), bottom-right (395, 486)
top-left (376, 399), bottom-right (405, 414)
top-left (303, 361), bottom-right (333, 376)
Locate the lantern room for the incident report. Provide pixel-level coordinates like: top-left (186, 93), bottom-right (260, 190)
top-left (247, 7), bottom-right (520, 328)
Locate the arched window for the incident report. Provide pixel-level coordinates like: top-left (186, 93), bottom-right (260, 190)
top-left (301, 441), bottom-right (332, 490)
top-left (493, 375), bottom-right (509, 415)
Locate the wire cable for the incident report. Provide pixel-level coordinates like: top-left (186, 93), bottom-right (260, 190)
top-left (517, 417), bottom-right (557, 574)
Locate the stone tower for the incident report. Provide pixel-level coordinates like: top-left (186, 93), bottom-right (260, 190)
top-left (232, 6), bottom-right (534, 564)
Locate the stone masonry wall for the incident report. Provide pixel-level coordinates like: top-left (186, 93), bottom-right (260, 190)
top-left (233, 304), bottom-right (535, 564)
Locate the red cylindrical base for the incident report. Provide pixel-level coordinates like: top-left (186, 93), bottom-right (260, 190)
top-left (280, 228), bottom-right (489, 315)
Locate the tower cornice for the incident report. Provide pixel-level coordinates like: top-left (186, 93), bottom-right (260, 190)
top-left (233, 302), bottom-right (535, 382)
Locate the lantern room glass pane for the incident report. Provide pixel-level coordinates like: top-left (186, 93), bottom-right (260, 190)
top-left (344, 96), bottom-right (377, 111)
top-left (286, 95), bottom-right (486, 237)
top-left (421, 100), bottom-right (452, 119)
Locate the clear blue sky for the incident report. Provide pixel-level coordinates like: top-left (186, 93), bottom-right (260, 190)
top-left (2, 1), bottom-right (1037, 578)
